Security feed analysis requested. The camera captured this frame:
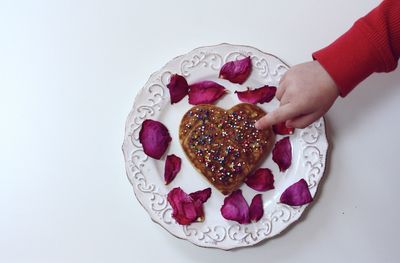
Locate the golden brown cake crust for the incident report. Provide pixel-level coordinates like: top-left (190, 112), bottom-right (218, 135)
top-left (179, 103), bottom-right (275, 195)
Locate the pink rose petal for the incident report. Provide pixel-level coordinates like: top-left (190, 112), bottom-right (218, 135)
top-left (280, 179), bottom-right (313, 206)
top-left (164, 154), bottom-right (182, 185)
top-left (189, 187), bottom-right (212, 203)
top-left (167, 74), bottom-right (189, 104)
top-left (167, 187), bottom-right (212, 225)
top-left (139, 119), bottom-right (171, 160)
top-left (273, 122), bottom-right (295, 135)
top-left (272, 136), bottom-right (292, 172)
top-left (220, 189), bottom-right (250, 224)
top-left (219, 56), bottom-right (252, 84)
top-left (246, 168), bottom-right (275, 192)
top-left (188, 81), bottom-right (226, 105)
top-left (167, 187), bottom-right (199, 225)
top-left (249, 194), bottom-right (264, 222)
top-left (235, 85), bottom-right (277, 104)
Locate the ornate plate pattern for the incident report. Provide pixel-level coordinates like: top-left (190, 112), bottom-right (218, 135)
top-left (122, 43), bottom-right (328, 250)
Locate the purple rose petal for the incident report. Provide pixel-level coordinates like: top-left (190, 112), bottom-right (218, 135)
top-left (220, 189), bottom-right (250, 224)
top-left (246, 168), bottom-right (275, 192)
top-left (235, 85), bottom-right (277, 104)
top-left (164, 154), bottom-right (182, 185)
top-left (219, 56), bottom-right (252, 84)
top-left (167, 74), bottom-right (189, 104)
top-left (280, 179), bottom-right (313, 206)
top-left (139, 119), bottom-right (171, 160)
top-left (249, 194), bottom-right (264, 222)
top-left (272, 136), bottom-right (292, 172)
top-left (188, 81), bottom-right (226, 105)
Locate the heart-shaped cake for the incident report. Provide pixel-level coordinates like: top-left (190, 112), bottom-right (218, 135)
top-left (179, 103), bottom-right (275, 195)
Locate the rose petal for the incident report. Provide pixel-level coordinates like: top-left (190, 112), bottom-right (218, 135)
top-left (188, 81), bottom-right (226, 105)
top-left (249, 194), bottom-right (264, 222)
top-left (167, 187), bottom-right (212, 225)
top-left (192, 199), bottom-right (206, 222)
top-left (167, 74), bottom-right (189, 104)
top-left (189, 188), bottom-right (212, 221)
top-left (280, 179), bottom-right (313, 206)
top-left (273, 122), bottom-right (295, 135)
top-left (272, 136), bottom-right (292, 172)
top-left (219, 56), bottom-right (252, 84)
top-left (245, 168), bottom-right (275, 192)
top-left (220, 189), bottom-right (250, 224)
top-left (164, 154), bottom-right (182, 185)
top-left (167, 187), bottom-right (199, 225)
top-left (139, 119), bottom-right (172, 159)
top-left (235, 85), bottom-right (277, 104)
top-left (189, 187), bottom-right (212, 203)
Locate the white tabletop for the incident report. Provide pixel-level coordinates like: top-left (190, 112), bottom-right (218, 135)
top-left (1, 0), bottom-right (399, 262)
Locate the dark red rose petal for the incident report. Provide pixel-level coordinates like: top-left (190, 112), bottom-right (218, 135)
top-left (235, 85), bottom-right (277, 104)
top-left (189, 187), bottom-right (212, 203)
top-left (164, 154), bottom-right (182, 185)
top-left (192, 198), bottom-right (206, 222)
top-left (249, 194), bottom-right (264, 222)
top-left (219, 56), bottom-right (252, 84)
top-left (167, 74), bottom-right (189, 104)
top-left (139, 119), bottom-right (171, 160)
top-left (280, 179), bottom-right (313, 206)
top-left (246, 168), bottom-right (275, 192)
top-left (189, 188), bottom-right (212, 221)
top-left (272, 136), bottom-right (292, 172)
top-left (273, 122), bottom-right (295, 135)
top-left (167, 187), bottom-right (199, 225)
top-left (220, 189), bottom-right (250, 224)
top-left (167, 187), bottom-right (212, 225)
top-left (188, 81), bottom-right (226, 105)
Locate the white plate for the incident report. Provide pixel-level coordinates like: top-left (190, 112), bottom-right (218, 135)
top-left (122, 43), bottom-right (328, 250)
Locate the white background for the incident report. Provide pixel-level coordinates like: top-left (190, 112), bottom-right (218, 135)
top-left (1, 0), bottom-right (399, 262)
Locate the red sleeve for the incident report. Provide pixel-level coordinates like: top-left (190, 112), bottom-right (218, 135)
top-left (312, 0), bottom-right (400, 97)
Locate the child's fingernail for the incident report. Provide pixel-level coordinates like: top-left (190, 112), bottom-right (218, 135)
top-left (255, 121), bottom-right (261, 129)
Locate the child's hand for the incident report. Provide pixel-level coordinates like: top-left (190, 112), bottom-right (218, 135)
top-left (255, 61), bottom-right (339, 129)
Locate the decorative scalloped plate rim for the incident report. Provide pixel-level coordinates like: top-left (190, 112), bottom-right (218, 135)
top-left (122, 43), bottom-right (329, 250)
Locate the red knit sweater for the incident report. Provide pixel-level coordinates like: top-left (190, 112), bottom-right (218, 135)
top-left (313, 0), bottom-right (400, 97)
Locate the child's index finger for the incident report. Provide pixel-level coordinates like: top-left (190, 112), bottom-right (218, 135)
top-left (255, 103), bottom-right (299, 130)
